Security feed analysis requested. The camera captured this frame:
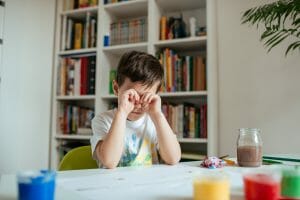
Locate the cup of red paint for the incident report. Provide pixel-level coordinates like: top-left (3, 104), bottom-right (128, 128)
top-left (243, 171), bottom-right (281, 200)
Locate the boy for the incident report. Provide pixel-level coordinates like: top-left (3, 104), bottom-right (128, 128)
top-left (90, 51), bottom-right (181, 169)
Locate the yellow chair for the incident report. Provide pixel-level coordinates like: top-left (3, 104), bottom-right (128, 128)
top-left (58, 145), bottom-right (98, 171)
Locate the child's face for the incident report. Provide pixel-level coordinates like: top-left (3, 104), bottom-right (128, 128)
top-left (114, 78), bottom-right (160, 121)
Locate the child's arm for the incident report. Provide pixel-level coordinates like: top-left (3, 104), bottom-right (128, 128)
top-left (95, 89), bottom-right (139, 169)
top-left (141, 93), bottom-right (181, 165)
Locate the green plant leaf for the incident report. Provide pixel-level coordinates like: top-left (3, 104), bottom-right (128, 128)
top-left (241, 0), bottom-right (300, 55)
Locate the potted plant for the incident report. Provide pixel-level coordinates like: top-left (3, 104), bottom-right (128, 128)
top-left (241, 0), bottom-right (300, 56)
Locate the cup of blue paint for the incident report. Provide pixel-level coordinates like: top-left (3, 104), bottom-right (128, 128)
top-left (17, 170), bottom-right (56, 200)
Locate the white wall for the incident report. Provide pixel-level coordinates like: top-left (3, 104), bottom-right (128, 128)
top-left (217, 0), bottom-right (300, 157)
top-left (0, 0), bottom-right (55, 173)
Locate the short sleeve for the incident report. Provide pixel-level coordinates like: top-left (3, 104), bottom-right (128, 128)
top-left (90, 111), bottom-right (113, 160)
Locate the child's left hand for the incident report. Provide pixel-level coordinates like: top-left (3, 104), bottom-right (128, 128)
top-left (140, 92), bottom-right (161, 116)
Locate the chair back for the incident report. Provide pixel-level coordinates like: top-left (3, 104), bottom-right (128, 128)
top-left (58, 145), bottom-right (98, 171)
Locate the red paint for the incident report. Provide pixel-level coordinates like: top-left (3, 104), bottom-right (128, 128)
top-left (244, 173), bottom-right (280, 200)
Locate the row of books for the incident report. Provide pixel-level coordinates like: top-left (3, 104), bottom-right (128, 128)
top-left (160, 16), bottom-right (187, 40)
top-left (57, 56), bottom-right (96, 96)
top-left (157, 48), bottom-right (206, 92)
top-left (62, 13), bottom-right (97, 50)
top-left (58, 104), bottom-right (95, 135)
top-left (58, 141), bottom-right (90, 161)
top-left (110, 17), bottom-right (147, 46)
top-left (162, 103), bottom-right (207, 139)
top-left (63, 0), bottom-right (98, 11)
top-left (104, 0), bottom-right (130, 4)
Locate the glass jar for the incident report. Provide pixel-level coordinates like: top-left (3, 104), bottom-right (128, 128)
top-left (237, 128), bottom-right (262, 167)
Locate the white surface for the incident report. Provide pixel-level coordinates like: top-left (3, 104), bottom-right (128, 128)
top-left (154, 37), bottom-right (207, 51)
top-left (217, 0), bottom-right (300, 157)
top-left (61, 6), bottom-right (98, 18)
top-left (56, 95), bottom-right (96, 100)
top-left (55, 134), bottom-right (91, 140)
top-left (104, 0), bottom-right (148, 18)
top-left (0, 162), bottom-right (251, 200)
top-left (102, 42), bottom-right (148, 55)
top-left (0, 0), bottom-right (55, 173)
top-left (156, 0), bottom-right (205, 12)
top-left (58, 48), bottom-right (97, 56)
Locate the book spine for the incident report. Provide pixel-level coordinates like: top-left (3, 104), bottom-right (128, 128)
top-left (160, 16), bottom-right (167, 40)
top-left (189, 107), bottom-right (195, 138)
top-left (74, 58), bottom-right (81, 96)
top-left (66, 19), bottom-right (73, 50)
top-left (91, 18), bottom-right (96, 47)
top-left (88, 56), bottom-right (96, 95)
top-left (67, 58), bottom-right (75, 95)
top-left (74, 23), bottom-right (83, 49)
top-left (109, 69), bottom-right (116, 94)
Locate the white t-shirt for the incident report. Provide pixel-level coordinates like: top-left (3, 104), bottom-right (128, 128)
top-left (90, 109), bottom-right (159, 167)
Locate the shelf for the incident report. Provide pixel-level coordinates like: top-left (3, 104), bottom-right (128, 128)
top-left (159, 91), bottom-right (207, 97)
top-left (181, 153), bottom-right (206, 160)
top-left (102, 42), bottom-right (148, 55)
top-left (56, 95), bottom-right (96, 100)
top-left (61, 6), bottom-right (98, 18)
top-left (58, 48), bottom-right (97, 56)
top-left (55, 134), bottom-right (91, 140)
top-left (154, 36), bottom-right (206, 51)
top-left (156, 0), bottom-right (205, 12)
top-left (178, 138), bottom-right (207, 143)
top-left (101, 94), bottom-right (117, 100)
top-left (104, 0), bottom-right (148, 18)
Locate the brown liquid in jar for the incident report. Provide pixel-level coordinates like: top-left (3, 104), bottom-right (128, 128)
top-left (237, 146), bottom-right (262, 167)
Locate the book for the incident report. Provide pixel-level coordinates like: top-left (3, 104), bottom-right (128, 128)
top-left (88, 56), bottom-right (96, 94)
top-left (58, 103), bottom-right (94, 134)
top-left (160, 16), bottom-right (167, 40)
top-left (109, 17), bottom-right (147, 46)
top-left (74, 23), bottom-right (83, 49)
top-left (66, 19), bottom-right (74, 50)
top-left (109, 69), bottom-right (116, 94)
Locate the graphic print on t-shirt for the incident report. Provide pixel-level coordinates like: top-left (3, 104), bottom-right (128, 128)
top-left (118, 133), bottom-right (158, 167)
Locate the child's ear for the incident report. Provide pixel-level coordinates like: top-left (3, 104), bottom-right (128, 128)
top-left (112, 80), bottom-right (119, 96)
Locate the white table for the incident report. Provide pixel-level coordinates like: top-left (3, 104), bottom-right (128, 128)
top-left (0, 161), bottom-right (271, 200)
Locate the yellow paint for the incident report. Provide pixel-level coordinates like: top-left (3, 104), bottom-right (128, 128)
top-left (194, 176), bottom-right (230, 200)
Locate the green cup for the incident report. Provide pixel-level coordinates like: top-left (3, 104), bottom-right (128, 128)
top-left (281, 166), bottom-right (300, 198)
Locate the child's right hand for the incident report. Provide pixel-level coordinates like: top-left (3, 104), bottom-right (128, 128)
top-left (118, 89), bottom-right (140, 116)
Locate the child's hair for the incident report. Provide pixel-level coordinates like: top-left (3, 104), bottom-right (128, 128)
top-left (116, 51), bottom-right (164, 91)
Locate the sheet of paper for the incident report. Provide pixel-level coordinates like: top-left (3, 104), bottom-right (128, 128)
top-left (57, 164), bottom-right (245, 200)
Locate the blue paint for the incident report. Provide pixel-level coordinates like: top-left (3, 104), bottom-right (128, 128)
top-left (18, 170), bottom-right (56, 200)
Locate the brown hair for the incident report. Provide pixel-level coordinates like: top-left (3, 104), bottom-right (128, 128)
top-left (116, 51), bottom-right (164, 91)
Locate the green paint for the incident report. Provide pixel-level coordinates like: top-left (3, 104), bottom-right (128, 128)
top-left (281, 167), bottom-right (300, 198)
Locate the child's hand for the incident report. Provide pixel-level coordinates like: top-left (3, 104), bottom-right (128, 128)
top-left (118, 89), bottom-right (140, 116)
top-left (140, 92), bottom-right (161, 116)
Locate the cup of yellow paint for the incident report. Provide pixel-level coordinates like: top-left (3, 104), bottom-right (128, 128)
top-left (193, 172), bottom-right (230, 200)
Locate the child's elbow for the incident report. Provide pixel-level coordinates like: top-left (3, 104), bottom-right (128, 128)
top-left (165, 156), bottom-right (180, 165)
top-left (98, 154), bottom-right (118, 169)
top-left (101, 157), bottom-right (119, 169)
top-left (104, 162), bottom-right (118, 169)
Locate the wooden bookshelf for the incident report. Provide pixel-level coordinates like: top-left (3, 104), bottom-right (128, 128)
top-left (51, 0), bottom-right (218, 169)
